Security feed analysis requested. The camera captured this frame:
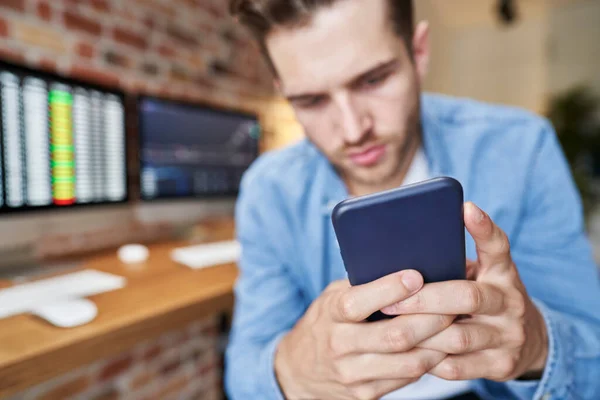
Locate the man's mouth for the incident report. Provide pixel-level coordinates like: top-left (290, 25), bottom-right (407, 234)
top-left (348, 144), bottom-right (387, 167)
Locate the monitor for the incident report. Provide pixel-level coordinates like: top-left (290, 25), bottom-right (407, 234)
top-left (0, 60), bottom-right (128, 214)
top-left (138, 96), bottom-right (260, 200)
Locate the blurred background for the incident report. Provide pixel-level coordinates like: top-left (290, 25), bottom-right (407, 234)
top-left (0, 0), bottom-right (598, 399)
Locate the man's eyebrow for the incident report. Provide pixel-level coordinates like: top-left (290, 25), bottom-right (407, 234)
top-left (285, 59), bottom-right (400, 102)
top-left (348, 58), bottom-right (400, 86)
top-left (286, 92), bottom-right (325, 103)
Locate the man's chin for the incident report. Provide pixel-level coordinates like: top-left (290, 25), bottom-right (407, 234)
top-left (345, 165), bottom-right (401, 189)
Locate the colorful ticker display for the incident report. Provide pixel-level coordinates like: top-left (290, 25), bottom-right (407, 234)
top-left (0, 63), bottom-right (127, 212)
top-left (50, 87), bottom-right (76, 205)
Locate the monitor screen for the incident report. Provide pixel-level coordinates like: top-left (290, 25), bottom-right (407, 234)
top-left (0, 61), bottom-right (128, 213)
top-left (139, 96), bottom-right (260, 199)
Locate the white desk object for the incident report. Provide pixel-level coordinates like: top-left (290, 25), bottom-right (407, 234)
top-left (0, 269), bottom-right (126, 320)
top-left (170, 240), bottom-right (241, 270)
top-left (31, 298), bottom-right (98, 328)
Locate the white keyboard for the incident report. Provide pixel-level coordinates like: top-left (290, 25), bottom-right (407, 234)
top-left (0, 269), bottom-right (126, 319)
top-left (170, 240), bottom-right (241, 270)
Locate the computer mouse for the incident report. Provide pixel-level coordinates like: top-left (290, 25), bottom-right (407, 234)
top-left (31, 298), bottom-right (98, 328)
top-left (117, 244), bottom-right (149, 264)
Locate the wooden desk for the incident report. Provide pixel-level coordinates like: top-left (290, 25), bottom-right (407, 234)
top-left (0, 230), bottom-right (239, 398)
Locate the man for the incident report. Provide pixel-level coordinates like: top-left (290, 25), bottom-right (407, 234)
top-left (225, 0), bottom-right (600, 399)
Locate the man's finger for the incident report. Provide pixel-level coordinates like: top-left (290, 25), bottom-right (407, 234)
top-left (338, 348), bottom-right (446, 382)
top-left (429, 350), bottom-right (515, 381)
top-left (466, 259), bottom-right (478, 280)
top-left (464, 202), bottom-right (512, 269)
top-left (381, 280), bottom-right (505, 316)
top-left (337, 313), bottom-right (455, 354)
top-left (348, 378), bottom-right (417, 400)
top-left (332, 270), bottom-right (423, 322)
top-left (325, 279), bottom-right (350, 293)
top-left (417, 321), bottom-right (502, 354)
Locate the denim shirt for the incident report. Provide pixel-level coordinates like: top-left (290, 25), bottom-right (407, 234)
top-left (225, 93), bottom-right (600, 400)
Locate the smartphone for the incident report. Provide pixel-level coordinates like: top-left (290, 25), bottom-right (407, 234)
top-left (331, 177), bottom-right (466, 321)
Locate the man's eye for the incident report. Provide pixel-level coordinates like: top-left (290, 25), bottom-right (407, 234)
top-left (361, 73), bottom-right (387, 88)
top-left (296, 96), bottom-right (326, 108)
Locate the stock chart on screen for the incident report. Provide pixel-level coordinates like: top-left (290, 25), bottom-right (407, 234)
top-left (138, 97), bottom-right (259, 199)
top-left (0, 61), bottom-right (127, 213)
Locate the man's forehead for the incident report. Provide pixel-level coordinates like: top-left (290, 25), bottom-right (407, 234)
top-left (265, 0), bottom-right (399, 96)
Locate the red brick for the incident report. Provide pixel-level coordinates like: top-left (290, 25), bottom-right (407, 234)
top-left (142, 0), bottom-right (175, 18)
top-left (168, 331), bottom-right (188, 346)
top-left (178, 0), bottom-right (196, 7)
top-left (198, 2), bottom-right (225, 19)
top-left (104, 49), bottom-right (131, 68)
top-left (39, 58), bottom-right (57, 73)
top-left (13, 20), bottom-right (67, 54)
top-left (90, 0), bottom-right (109, 12)
top-left (195, 74), bottom-right (215, 89)
top-left (0, 0), bottom-right (25, 12)
top-left (113, 27), bottom-right (147, 49)
top-left (143, 16), bottom-right (154, 30)
top-left (141, 61), bottom-right (159, 76)
top-left (0, 47), bottom-right (24, 63)
top-left (201, 325), bottom-right (218, 336)
top-left (117, 7), bottom-right (137, 24)
top-left (120, 77), bottom-right (146, 92)
top-left (165, 24), bottom-right (198, 47)
top-left (37, 1), bottom-right (52, 21)
top-left (188, 53), bottom-right (206, 70)
top-left (99, 355), bottom-right (134, 381)
top-left (142, 344), bottom-right (162, 361)
top-left (170, 64), bottom-right (192, 82)
top-left (158, 43), bottom-right (175, 58)
top-left (75, 41), bottom-right (95, 59)
top-left (158, 86), bottom-right (174, 98)
top-left (130, 369), bottom-right (157, 390)
top-left (0, 16), bottom-right (8, 37)
top-left (155, 374), bottom-right (190, 399)
top-left (160, 358), bottom-right (181, 376)
top-left (197, 354), bottom-right (219, 377)
top-left (38, 375), bottom-right (91, 400)
top-left (92, 387), bottom-right (119, 400)
top-left (64, 11), bottom-right (102, 35)
top-left (201, 40), bottom-right (220, 57)
top-left (185, 347), bottom-right (204, 363)
top-left (199, 21), bottom-right (214, 34)
top-left (198, 361), bottom-right (215, 376)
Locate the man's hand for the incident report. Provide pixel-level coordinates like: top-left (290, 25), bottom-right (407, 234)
top-left (274, 271), bottom-right (454, 400)
top-left (382, 202), bottom-right (549, 382)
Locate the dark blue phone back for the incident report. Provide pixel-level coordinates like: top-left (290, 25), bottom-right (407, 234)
top-left (331, 177), bottom-right (466, 320)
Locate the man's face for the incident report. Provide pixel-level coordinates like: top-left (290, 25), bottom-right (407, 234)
top-left (266, 0), bottom-right (428, 192)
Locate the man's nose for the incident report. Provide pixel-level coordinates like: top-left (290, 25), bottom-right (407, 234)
top-left (335, 95), bottom-right (371, 144)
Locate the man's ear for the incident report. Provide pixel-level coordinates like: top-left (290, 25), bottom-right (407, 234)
top-left (412, 21), bottom-right (430, 81)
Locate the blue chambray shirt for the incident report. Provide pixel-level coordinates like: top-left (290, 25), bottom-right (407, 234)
top-left (225, 93), bottom-right (600, 400)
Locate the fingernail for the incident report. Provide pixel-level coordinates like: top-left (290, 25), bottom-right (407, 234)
top-left (470, 203), bottom-right (484, 224)
top-left (401, 270), bottom-right (422, 292)
top-left (381, 305), bottom-right (396, 315)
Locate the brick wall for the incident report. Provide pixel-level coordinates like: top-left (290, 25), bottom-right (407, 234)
top-left (0, 0), bottom-right (274, 111)
top-left (7, 316), bottom-right (222, 400)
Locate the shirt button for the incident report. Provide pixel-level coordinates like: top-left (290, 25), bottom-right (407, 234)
top-left (540, 394), bottom-right (551, 400)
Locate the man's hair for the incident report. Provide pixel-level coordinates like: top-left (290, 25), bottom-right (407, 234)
top-left (229, 0), bottom-right (414, 74)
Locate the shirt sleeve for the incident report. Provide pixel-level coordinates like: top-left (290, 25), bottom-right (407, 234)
top-left (474, 120), bottom-right (600, 400)
top-left (224, 169), bottom-right (308, 400)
